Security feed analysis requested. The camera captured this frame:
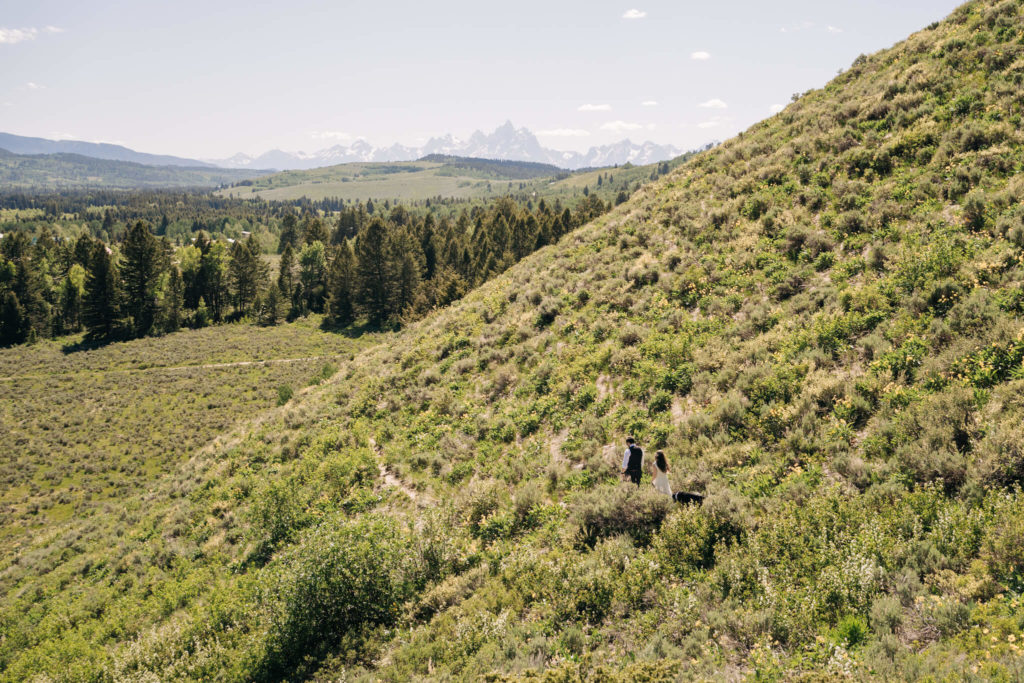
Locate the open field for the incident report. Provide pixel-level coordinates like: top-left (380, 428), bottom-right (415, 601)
top-left (0, 317), bottom-right (375, 551)
top-left (216, 155), bottom-right (688, 209)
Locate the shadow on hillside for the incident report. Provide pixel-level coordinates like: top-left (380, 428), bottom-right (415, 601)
top-left (60, 337), bottom-right (115, 355)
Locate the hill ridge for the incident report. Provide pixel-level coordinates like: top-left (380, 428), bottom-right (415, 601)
top-left (5, 0), bottom-right (1024, 679)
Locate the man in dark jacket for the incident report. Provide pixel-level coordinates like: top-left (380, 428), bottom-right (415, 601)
top-left (621, 437), bottom-right (644, 488)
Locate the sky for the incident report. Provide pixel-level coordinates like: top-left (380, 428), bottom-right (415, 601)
top-left (1, 0), bottom-right (964, 160)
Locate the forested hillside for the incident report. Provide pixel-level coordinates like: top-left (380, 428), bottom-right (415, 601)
top-left (0, 149), bottom-right (263, 189)
top-left (3, 0), bottom-right (1024, 680)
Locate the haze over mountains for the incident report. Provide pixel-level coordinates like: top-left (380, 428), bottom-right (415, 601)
top-left (0, 132), bottom-right (217, 169)
top-left (208, 121), bottom-right (685, 171)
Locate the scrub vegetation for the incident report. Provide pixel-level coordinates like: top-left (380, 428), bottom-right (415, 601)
top-left (3, 1), bottom-right (1024, 680)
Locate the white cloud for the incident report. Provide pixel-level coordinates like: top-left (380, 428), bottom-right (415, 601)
top-left (310, 130), bottom-right (352, 141)
top-left (536, 128), bottom-right (591, 137)
top-left (578, 103), bottom-right (611, 111)
top-left (600, 120), bottom-right (643, 132)
top-left (699, 98), bottom-right (727, 109)
top-left (0, 26), bottom-right (64, 44)
top-left (769, 103), bottom-right (785, 114)
top-left (622, 9), bottom-right (647, 19)
top-left (690, 50), bottom-right (711, 61)
top-left (827, 25), bottom-right (843, 33)
top-left (0, 28), bottom-right (38, 44)
top-left (50, 131), bottom-right (77, 139)
top-left (26, 82), bottom-right (45, 90)
top-left (641, 100), bottom-right (658, 107)
top-left (697, 120), bottom-right (721, 129)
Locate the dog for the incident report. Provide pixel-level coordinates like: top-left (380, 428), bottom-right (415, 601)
top-left (673, 491), bottom-right (704, 505)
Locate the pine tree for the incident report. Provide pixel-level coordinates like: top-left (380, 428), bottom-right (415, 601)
top-left (302, 216), bottom-right (330, 245)
top-left (0, 291), bottom-right (26, 346)
top-left (298, 241), bottom-right (328, 313)
top-left (161, 265), bottom-right (184, 332)
top-left (229, 236), bottom-right (268, 316)
top-left (83, 242), bottom-right (120, 342)
top-left (389, 227), bottom-right (423, 316)
top-left (278, 214), bottom-right (299, 253)
top-left (355, 217), bottom-right (393, 326)
top-left (325, 242), bottom-right (356, 327)
top-left (278, 243), bottom-right (296, 300)
top-left (262, 283), bottom-right (283, 326)
top-left (121, 221), bottom-right (162, 337)
top-left (57, 264), bottom-right (85, 335)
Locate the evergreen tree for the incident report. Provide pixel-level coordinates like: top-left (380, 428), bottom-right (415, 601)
top-left (325, 242), bottom-right (356, 327)
top-left (0, 291), bottom-right (25, 346)
top-left (83, 242), bottom-right (120, 342)
top-left (278, 243), bottom-right (296, 300)
top-left (278, 214), bottom-right (300, 253)
top-left (161, 265), bottom-right (184, 333)
top-left (262, 283), bottom-right (283, 326)
top-left (298, 241), bottom-right (328, 313)
top-left (388, 227), bottom-right (423, 316)
top-left (229, 236), bottom-right (268, 315)
top-left (355, 217), bottom-right (393, 326)
top-left (121, 221), bottom-right (162, 337)
top-left (57, 264), bottom-right (85, 335)
top-left (420, 214), bottom-right (437, 280)
top-left (200, 241), bottom-right (228, 322)
top-left (302, 216), bottom-right (330, 245)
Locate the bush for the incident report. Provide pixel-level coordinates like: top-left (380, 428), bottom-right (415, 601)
top-left (572, 486), bottom-right (673, 548)
top-left (653, 507), bottom-right (723, 576)
top-left (276, 384), bottom-right (294, 405)
top-left (258, 517), bottom-right (422, 679)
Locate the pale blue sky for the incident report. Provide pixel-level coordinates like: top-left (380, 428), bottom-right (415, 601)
top-left (1, 1), bottom-right (963, 159)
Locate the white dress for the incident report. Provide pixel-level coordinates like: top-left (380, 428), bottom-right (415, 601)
top-left (653, 465), bottom-right (672, 496)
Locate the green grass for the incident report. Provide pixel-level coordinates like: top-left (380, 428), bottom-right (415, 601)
top-left (216, 156), bottom-right (684, 209)
top-left (5, 1), bottom-right (1024, 680)
top-left (0, 317), bottom-right (375, 552)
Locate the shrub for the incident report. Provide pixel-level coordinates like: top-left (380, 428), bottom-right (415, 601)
top-left (276, 384), bottom-right (294, 405)
top-left (653, 507), bottom-right (724, 576)
top-left (572, 486), bottom-right (673, 548)
top-left (258, 517), bottom-right (421, 679)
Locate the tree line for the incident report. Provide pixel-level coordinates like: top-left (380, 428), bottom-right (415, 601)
top-left (0, 194), bottom-right (610, 346)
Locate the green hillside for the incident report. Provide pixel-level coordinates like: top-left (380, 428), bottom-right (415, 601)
top-left (217, 155), bottom-right (679, 207)
top-left (4, 0), bottom-right (1024, 680)
top-left (0, 149), bottom-right (266, 190)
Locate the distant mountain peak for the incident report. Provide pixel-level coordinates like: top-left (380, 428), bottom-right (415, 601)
top-left (209, 122), bottom-right (683, 171)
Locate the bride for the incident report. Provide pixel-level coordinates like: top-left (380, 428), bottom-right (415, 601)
top-left (652, 450), bottom-right (673, 496)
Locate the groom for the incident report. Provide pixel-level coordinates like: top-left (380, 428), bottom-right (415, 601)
top-left (621, 437), bottom-right (644, 488)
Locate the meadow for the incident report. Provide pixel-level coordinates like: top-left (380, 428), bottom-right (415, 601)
top-left (217, 155), bottom-right (686, 210)
top-left (0, 317), bottom-right (374, 553)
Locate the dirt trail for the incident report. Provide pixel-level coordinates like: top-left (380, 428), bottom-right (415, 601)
top-left (369, 437), bottom-right (435, 505)
top-left (0, 355), bottom-right (339, 382)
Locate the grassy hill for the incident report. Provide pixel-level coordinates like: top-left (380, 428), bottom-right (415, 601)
top-left (0, 149), bottom-right (267, 190)
top-left (217, 154), bottom-right (680, 207)
top-left (4, 0), bottom-right (1024, 680)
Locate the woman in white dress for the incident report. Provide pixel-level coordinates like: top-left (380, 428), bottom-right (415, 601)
top-left (652, 450), bottom-right (673, 496)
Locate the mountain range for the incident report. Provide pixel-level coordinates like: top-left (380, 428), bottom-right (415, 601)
top-left (0, 132), bottom-right (215, 168)
top-left (207, 121), bottom-right (684, 171)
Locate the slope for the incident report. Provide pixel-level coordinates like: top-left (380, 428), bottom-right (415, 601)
top-left (217, 154), bottom-right (679, 208)
top-left (0, 132), bottom-right (215, 168)
top-left (3, 0), bottom-right (1024, 680)
top-left (0, 149), bottom-right (267, 190)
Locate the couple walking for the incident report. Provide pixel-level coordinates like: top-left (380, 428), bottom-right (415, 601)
top-left (620, 437), bottom-right (673, 496)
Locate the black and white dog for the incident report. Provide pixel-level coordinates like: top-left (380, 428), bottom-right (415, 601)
top-left (673, 491), bottom-right (704, 505)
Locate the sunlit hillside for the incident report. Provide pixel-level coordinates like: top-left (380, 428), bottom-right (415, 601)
top-left (3, 1), bottom-right (1024, 680)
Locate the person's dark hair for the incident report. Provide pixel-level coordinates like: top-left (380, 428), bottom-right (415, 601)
top-left (626, 437), bottom-right (635, 445)
top-left (655, 451), bottom-right (668, 472)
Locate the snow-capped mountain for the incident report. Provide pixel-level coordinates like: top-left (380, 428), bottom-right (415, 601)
top-left (208, 122), bottom-right (682, 171)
